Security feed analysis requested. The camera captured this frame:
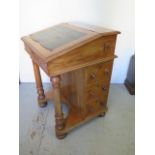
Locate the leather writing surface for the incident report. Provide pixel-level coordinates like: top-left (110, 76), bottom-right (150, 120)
top-left (30, 25), bottom-right (87, 51)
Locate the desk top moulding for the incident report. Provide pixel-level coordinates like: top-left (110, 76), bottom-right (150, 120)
top-left (22, 22), bottom-right (120, 139)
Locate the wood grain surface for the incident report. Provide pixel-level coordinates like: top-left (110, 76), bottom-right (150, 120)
top-left (22, 23), bottom-right (120, 139)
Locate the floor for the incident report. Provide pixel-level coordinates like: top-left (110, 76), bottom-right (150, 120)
top-left (19, 83), bottom-right (135, 155)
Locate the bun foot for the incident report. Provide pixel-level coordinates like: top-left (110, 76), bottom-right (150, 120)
top-left (38, 99), bottom-right (47, 107)
top-left (98, 112), bottom-right (106, 117)
top-left (56, 132), bottom-right (67, 140)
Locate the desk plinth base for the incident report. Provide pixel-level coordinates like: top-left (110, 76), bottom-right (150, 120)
top-left (45, 90), bottom-right (107, 139)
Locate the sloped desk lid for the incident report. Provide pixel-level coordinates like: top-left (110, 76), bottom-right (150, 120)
top-left (22, 23), bottom-right (120, 61)
top-left (30, 25), bottom-right (87, 51)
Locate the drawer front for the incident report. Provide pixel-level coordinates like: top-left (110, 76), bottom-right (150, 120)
top-left (85, 84), bottom-right (109, 113)
top-left (85, 83), bottom-right (109, 102)
top-left (85, 60), bottom-right (113, 86)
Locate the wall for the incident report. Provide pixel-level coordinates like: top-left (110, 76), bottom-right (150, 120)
top-left (20, 0), bottom-right (134, 83)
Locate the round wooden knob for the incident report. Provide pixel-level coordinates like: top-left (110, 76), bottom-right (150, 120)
top-left (90, 73), bottom-right (96, 79)
top-left (104, 68), bottom-right (110, 75)
top-left (102, 86), bottom-right (107, 91)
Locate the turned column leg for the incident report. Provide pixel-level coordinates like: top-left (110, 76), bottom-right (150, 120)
top-left (32, 61), bottom-right (47, 107)
top-left (50, 76), bottom-right (67, 139)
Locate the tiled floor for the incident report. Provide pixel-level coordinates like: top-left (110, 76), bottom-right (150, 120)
top-left (19, 83), bottom-right (135, 155)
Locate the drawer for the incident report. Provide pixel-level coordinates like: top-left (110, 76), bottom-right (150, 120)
top-left (84, 83), bottom-right (109, 105)
top-left (86, 99), bottom-right (102, 113)
top-left (85, 83), bottom-right (109, 113)
top-left (85, 61), bottom-right (113, 86)
top-left (85, 89), bottom-right (108, 113)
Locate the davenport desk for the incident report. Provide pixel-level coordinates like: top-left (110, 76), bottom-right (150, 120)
top-left (22, 23), bottom-right (120, 139)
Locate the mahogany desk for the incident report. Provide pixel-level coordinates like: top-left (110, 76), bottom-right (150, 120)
top-left (22, 23), bottom-right (120, 139)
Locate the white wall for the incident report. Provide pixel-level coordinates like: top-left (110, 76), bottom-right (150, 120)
top-left (20, 0), bottom-right (134, 83)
